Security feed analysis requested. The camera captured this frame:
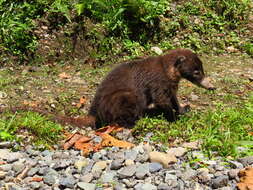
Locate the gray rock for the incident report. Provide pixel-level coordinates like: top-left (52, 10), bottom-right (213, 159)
top-left (80, 173), bottom-right (93, 183)
top-left (135, 183), bottom-right (157, 190)
top-left (12, 162), bottom-right (25, 174)
top-left (114, 183), bottom-right (127, 190)
top-left (157, 183), bottom-right (170, 190)
top-left (238, 156), bottom-right (253, 166)
top-left (212, 175), bottom-right (229, 189)
top-left (108, 151), bottom-right (125, 160)
top-left (122, 178), bottom-right (137, 188)
top-left (214, 164), bottom-right (225, 171)
top-left (165, 172), bottom-right (177, 181)
top-left (197, 168), bottom-right (211, 183)
top-left (77, 182), bottom-right (96, 190)
top-left (92, 152), bottom-right (102, 161)
top-left (125, 150), bottom-right (138, 161)
top-left (6, 184), bottom-right (23, 190)
top-left (181, 168), bottom-right (197, 180)
top-left (82, 160), bottom-right (95, 174)
top-left (43, 169), bottom-right (58, 185)
top-left (41, 150), bottom-right (52, 157)
top-left (93, 136), bottom-right (102, 143)
top-left (101, 171), bottom-right (116, 183)
top-left (229, 161), bottom-right (244, 169)
top-left (53, 159), bottom-right (73, 170)
top-left (228, 169), bottom-right (240, 179)
top-left (111, 159), bottom-right (124, 170)
top-left (59, 175), bottom-right (76, 188)
top-left (167, 147), bottom-right (187, 157)
top-left (164, 172), bottom-right (178, 187)
top-left (92, 161), bottom-right (107, 173)
top-left (149, 162), bottom-right (163, 173)
top-left (29, 182), bottom-right (41, 189)
top-left (0, 149), bottom-right (24, 160)
top-left (0, 164), bottom-right (12, 171)
top-left (136, 153), bottom-right (149, 163)
top-left (0, 171), bottom-right (6, 179)
top-left (136, 164), bottom-right (149, 179)
top-left (118, 165), bottom-right (137, 178)
top-left (27, 167), bottom-right (39, 176)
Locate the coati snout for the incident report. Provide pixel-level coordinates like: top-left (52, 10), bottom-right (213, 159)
top-left (87, 48), bottom-right (215, 128)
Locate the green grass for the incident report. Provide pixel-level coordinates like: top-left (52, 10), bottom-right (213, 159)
top-left (134, 95), bottom-right (253, 158)
top-left (0, 111), bottom-right (63, 148)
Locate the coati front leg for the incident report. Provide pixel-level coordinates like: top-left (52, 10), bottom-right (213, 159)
top-left (171, 94), bottom-right (190, 115)
top-left (151, 88), bottom-right (177, 121)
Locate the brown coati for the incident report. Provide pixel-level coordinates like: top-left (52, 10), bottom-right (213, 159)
top-left (0, 49), bottom-right (215, 129)
top-left (87, 48), bottom-right (215, 128)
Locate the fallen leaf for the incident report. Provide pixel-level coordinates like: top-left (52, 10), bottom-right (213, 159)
top-left (31, 177), bottom-right (43, 182)
top-left (96, 125), bottom-right (124, 135)
top-left (63, 133), bottom-right (83, 150)
top-left (23, 100), bottom-right (39, 107)
top-left (76, 96), bottom-right (86, 108)
top-left (59, 72), bottom-right (71, 79)
top-left (63, 125), bottom-right (134, 156)
top-left (0, 161), bottom-right (6, 165)
top-left (100, 133), bottom-right (134, 148)
top-left (237, 167), bottom-right (253, 190)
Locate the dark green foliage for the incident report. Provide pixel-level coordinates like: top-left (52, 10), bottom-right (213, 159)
top-left (0, 0), bottom-right (72, 61)
top-left (76, 0), bottom-right (169, 42)
top-left (0, 0), bottom-right (252, 62)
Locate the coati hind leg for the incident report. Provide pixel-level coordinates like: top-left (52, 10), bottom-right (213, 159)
top-left (97, 90), bottom-right (144, 128)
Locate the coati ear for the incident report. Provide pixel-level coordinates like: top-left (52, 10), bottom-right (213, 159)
top-left (175, 55), bottom-right (186, 68)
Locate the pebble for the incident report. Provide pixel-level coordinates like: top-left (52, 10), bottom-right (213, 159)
top-left (149, 162), bottom-right (163, 173)
top-left (118, 165), bottom-right (136, 178)
top-left (212, 175), bottom-right (229, 189)
top-left (59, 175), bottom-right (76, 188)
top-left (238, 156), bottom-right (253, 166)
top-left (125, 159), bottom-right (134, 166)
top-left (111, 159), bottom-right (124, 170)
top-left (75, 159), bottom-right (88, 172)
top-left (77, 182), bottom-right (96, 190)
top-left (157, 183), bottom-right (170, 190)
top-left (182, 141), bottom-right (200, 149)
top-left (0, 141), bottom-right (13, 148)
top-left (149, 151), bottom-right (177, 168)
top-left (135, 163), bottom-right (149, 179)
top-left (80, 173), bottom-right (93, 183)
top-left (167, 147), bottom-right (187, 157)
top-left (91, 161), bottom-right (107, 173)
top-left (0, 143), bottom-right (246, 189)
top-left (101, 171), bottom-right (116, 183)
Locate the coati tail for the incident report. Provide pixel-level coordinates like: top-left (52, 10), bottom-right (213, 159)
top-left (54, 115), bottom-right (96, 128)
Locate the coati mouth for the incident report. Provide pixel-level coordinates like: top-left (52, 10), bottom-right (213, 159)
top-left (199, 77), bottom-right (215, 90)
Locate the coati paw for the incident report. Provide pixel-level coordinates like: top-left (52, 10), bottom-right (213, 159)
top-left (179, 104), bottom-right (190, 114)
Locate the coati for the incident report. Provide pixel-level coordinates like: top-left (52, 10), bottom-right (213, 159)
top-left (84, 48), bottom-right (215, 128)
top-left (1, 49), bottom-right (215, 129)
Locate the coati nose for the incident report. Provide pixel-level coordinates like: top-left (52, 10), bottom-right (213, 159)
top-left (199, 77), bottom-right (216, 90)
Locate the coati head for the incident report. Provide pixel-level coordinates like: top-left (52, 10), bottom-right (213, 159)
top-left (174, 50), bottom-right (215, 90)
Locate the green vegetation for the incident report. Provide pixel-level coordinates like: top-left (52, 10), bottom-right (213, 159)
top-left (0, 111), bottom-right (63, 147)
top-left (0, 0), bottom-right (252, 63)
top-left (134, 95), bottom-right (253, 158)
